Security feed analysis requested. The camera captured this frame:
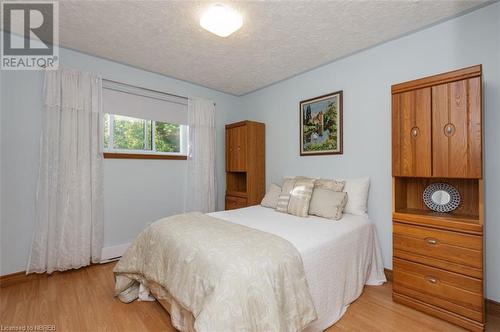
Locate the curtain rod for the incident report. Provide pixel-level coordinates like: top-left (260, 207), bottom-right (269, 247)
top-left (102, 78), bottom-right (216, 106)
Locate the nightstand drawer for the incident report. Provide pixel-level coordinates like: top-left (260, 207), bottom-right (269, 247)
top-left (225, 195), bottom-right (247, 210)
top-left (394, 258), bottom-right (483, 320)
top-left (393, 222), bottom-right (482, 269)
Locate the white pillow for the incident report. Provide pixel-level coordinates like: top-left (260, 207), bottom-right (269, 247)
top-left (338, 177), bottom-right (370, 216)
top-left (261, 183), bottom-right (281, 209)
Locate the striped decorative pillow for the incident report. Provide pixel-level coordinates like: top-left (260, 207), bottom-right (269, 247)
top-left (276, 178), bottom-right (296, 213)
top-left (287, 177), bottom-right (315, 217)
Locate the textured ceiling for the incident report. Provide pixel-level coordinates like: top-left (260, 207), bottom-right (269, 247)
top-left (54, 0), bottom-right (486, 95)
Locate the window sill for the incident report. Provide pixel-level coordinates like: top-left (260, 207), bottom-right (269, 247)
top-left (103, 152), bottom-right (187, 160)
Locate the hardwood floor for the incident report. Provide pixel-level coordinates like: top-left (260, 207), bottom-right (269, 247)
top-left (1, 262), bottom-right (498, 331)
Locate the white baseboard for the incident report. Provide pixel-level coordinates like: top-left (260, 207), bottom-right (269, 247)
top-left (100, 243), bottom-right (130, 263)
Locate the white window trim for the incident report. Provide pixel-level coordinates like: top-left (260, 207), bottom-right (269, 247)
top-left (103, 148), bottom-right (186, 156)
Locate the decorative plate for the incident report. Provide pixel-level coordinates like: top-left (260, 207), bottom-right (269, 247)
top-left (423, 183), bottom-right (461, 213)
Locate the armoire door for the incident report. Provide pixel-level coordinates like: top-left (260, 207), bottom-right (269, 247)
top-left (226, 125), bottom-right (247, 171)
top-left (392, 88), bottom-right (432, 177)
top-left (226, 128), bottom-right (233, 171)
top-left (432, 77), bottom-right (482, 178)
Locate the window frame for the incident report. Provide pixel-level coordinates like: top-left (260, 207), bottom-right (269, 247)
top-left (103, 113), bottom-right (188, 160)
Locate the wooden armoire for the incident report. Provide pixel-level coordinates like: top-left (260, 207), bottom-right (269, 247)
top-left (391, 65), bottom-right (484, 331)
top-left (225, 121), bottom-right (265, 210)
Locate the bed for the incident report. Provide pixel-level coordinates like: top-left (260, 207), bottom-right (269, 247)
top-left (211, 206), bottom-right (386, 331)
top-left (114, 205), bottom-right (386, 332)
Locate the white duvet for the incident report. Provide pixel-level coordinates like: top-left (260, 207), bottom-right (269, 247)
top-left (209, 206), bottom-right (386, 331)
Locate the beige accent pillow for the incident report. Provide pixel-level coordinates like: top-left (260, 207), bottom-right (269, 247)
top-left (309, 189), bottom-right (348, 220)
top-left (287, 177), bottom-right (315, 217)
top-left (276, 178), bottom-right (296, 212)
top-left (261, 183), bottom-right (282, 209)
top-left (314, 179), bottom-right (345, 192)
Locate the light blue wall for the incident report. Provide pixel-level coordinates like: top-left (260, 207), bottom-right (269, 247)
top-left (1, 2), bottom-right (499, 301)
top-left (0, 39), bottom-right (242, 275)
top-left (240, 2), bottom-right (500, 301)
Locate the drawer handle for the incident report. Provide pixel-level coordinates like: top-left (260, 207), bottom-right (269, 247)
top-left (426, 276), bottom-right (439, 284)
top-left (425, 237), bottom-right (439, 245)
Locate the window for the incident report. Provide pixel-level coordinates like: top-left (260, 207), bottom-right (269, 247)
top-left (103, 114), bottom-right (188, 155)
top-left (102, 81), bottom-right (188, 159)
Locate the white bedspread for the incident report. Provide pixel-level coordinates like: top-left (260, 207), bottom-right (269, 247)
top-left (209, 206), bottom-right (386, 331)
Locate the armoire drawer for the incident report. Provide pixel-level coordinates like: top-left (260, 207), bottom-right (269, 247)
top-left (393, 222), bottom-right (482, 269)
top-left (225, 195), bottom-right (247, 210)
top-left (393, 258), bottom-right (483, 316)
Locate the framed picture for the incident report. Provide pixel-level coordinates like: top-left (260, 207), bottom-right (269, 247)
top-left (300, 90), bottom-right (343, 156)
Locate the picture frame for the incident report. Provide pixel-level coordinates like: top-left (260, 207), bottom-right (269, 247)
top-left (300, 90), bottom-right (343, 156)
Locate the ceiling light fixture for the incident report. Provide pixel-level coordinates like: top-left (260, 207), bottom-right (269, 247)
top-left (200, 4), bottom-right (243, 37)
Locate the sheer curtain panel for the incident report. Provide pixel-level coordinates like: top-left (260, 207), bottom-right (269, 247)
top-left (27, 68), bottom-right (104, 274)
top-left (185, 98), bottom-right (216, 213)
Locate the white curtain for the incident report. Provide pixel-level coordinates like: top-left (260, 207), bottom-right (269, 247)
top-left (27, 68), bottom-right (104, 274)
top-left (185, 98), bottom-right (216, 213)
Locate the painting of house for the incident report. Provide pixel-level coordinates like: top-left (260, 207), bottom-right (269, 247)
top-left (300, 91), bottom-right (343, 155)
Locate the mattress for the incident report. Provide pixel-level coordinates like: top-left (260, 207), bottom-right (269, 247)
top-left (209, 205), bottom-right (386, 331)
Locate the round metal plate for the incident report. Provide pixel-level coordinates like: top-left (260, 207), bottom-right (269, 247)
top-left (423, 183), bottom-right (461, 213)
